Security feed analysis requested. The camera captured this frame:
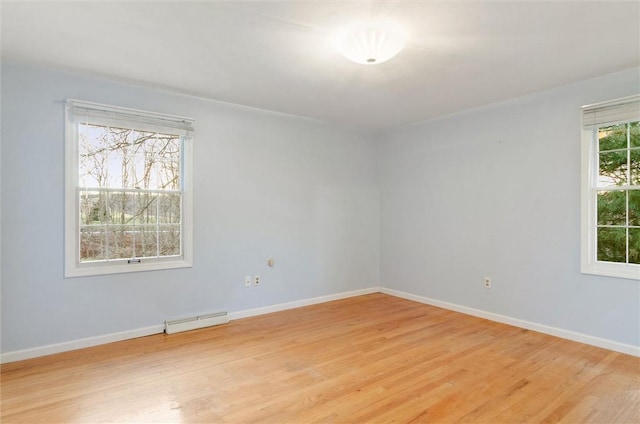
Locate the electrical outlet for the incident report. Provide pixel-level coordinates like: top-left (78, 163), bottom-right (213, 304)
top-left (483, 277), bottom-right (492, 289)
top-left (244, 275), bottom-right (252, 287)
top-left (254, 275), bottom-right (261, 286)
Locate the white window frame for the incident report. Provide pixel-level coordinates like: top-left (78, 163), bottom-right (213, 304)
top-left (65, 100), bottom-right (194, 277)
top-left (581, 95), bottom-right (640, 280)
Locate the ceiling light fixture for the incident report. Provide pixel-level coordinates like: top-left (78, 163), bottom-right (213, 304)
top-left (337, 23), bottom-right (407, 65)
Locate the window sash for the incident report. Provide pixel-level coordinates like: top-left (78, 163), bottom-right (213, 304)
top-left (581, 97), bottom-right (640, 279)
top-left (65, 100), bottom-right (193, 277)
top-left (78, 187), bottom-right (183, 262)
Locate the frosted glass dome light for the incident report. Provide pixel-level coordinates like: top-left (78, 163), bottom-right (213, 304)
top-left (337, 24), bottom-right (407, 65)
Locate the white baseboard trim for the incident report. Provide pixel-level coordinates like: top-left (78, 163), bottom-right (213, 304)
top-left (3, 286), bottom-right (637, 363)
top-left (0, 287), bottom-right (380, 364)
top-left (380, 287), bottom-right (640, 357)
top-left (228, 287), bottom-right (381, 320)
top-left (0, 325), bottom-right (165, 364)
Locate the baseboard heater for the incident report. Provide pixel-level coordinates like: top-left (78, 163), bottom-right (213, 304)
top-left (164, 311), bottom-right (229, 334)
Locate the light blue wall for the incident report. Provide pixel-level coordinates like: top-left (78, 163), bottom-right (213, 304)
top-left (2, 62), bottom-right (638, 355)
top-left (0, 62), bottom-right (380, 353)
top-left (379, 68), bottom-right (640, 347)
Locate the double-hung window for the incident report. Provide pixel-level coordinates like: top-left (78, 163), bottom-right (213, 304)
top-left (581, 95), bottom-right (640, 280)
top-left (65, 100), bottom-right (194, 277)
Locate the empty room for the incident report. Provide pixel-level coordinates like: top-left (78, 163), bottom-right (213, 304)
top-left (1, 1), bottom-right (639, 423)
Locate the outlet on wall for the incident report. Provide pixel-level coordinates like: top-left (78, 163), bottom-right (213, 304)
top-left (254, 275), bottom-right (261, 286)
top-left (483, 277), bottom-right (492, 289)
top-left (244, 276), bottom-right (252, 287)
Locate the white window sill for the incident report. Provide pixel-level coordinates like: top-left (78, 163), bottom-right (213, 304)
top-left (581, 261), bottom-right (640, 280)
top-left (65, 257), bottom-right (192, 278)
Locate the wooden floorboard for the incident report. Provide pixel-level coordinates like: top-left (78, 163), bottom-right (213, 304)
top-left (1, 293), bottom-right (638, 423)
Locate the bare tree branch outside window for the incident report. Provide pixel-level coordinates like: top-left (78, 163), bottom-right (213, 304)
top-left (78, 124), bottom-right (182, 262)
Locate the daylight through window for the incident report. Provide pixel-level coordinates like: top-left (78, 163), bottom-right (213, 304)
top-left (581, 96), bottom-right (640, 280)
top-left (65, 100), bottom-right (193, 277)
top-left (595, 122), bottom-right (639, 263)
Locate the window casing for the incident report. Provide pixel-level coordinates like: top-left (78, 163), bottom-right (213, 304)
top-left (65, 100), bottom-right (194, 277)
top-left (581, 95), bottom-right (640, 280)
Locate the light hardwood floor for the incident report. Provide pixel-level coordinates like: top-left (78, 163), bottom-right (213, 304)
top-left (1, 293), bottom-right (638, 423)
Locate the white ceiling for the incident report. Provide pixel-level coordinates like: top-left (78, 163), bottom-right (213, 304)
top-left (2, 1), bottom-right (639, 130)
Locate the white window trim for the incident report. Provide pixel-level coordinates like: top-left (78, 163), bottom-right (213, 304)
top-left (64, 100), bottom-right (194, 277)
top-left (580, 95), bottom-right (640, 280)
